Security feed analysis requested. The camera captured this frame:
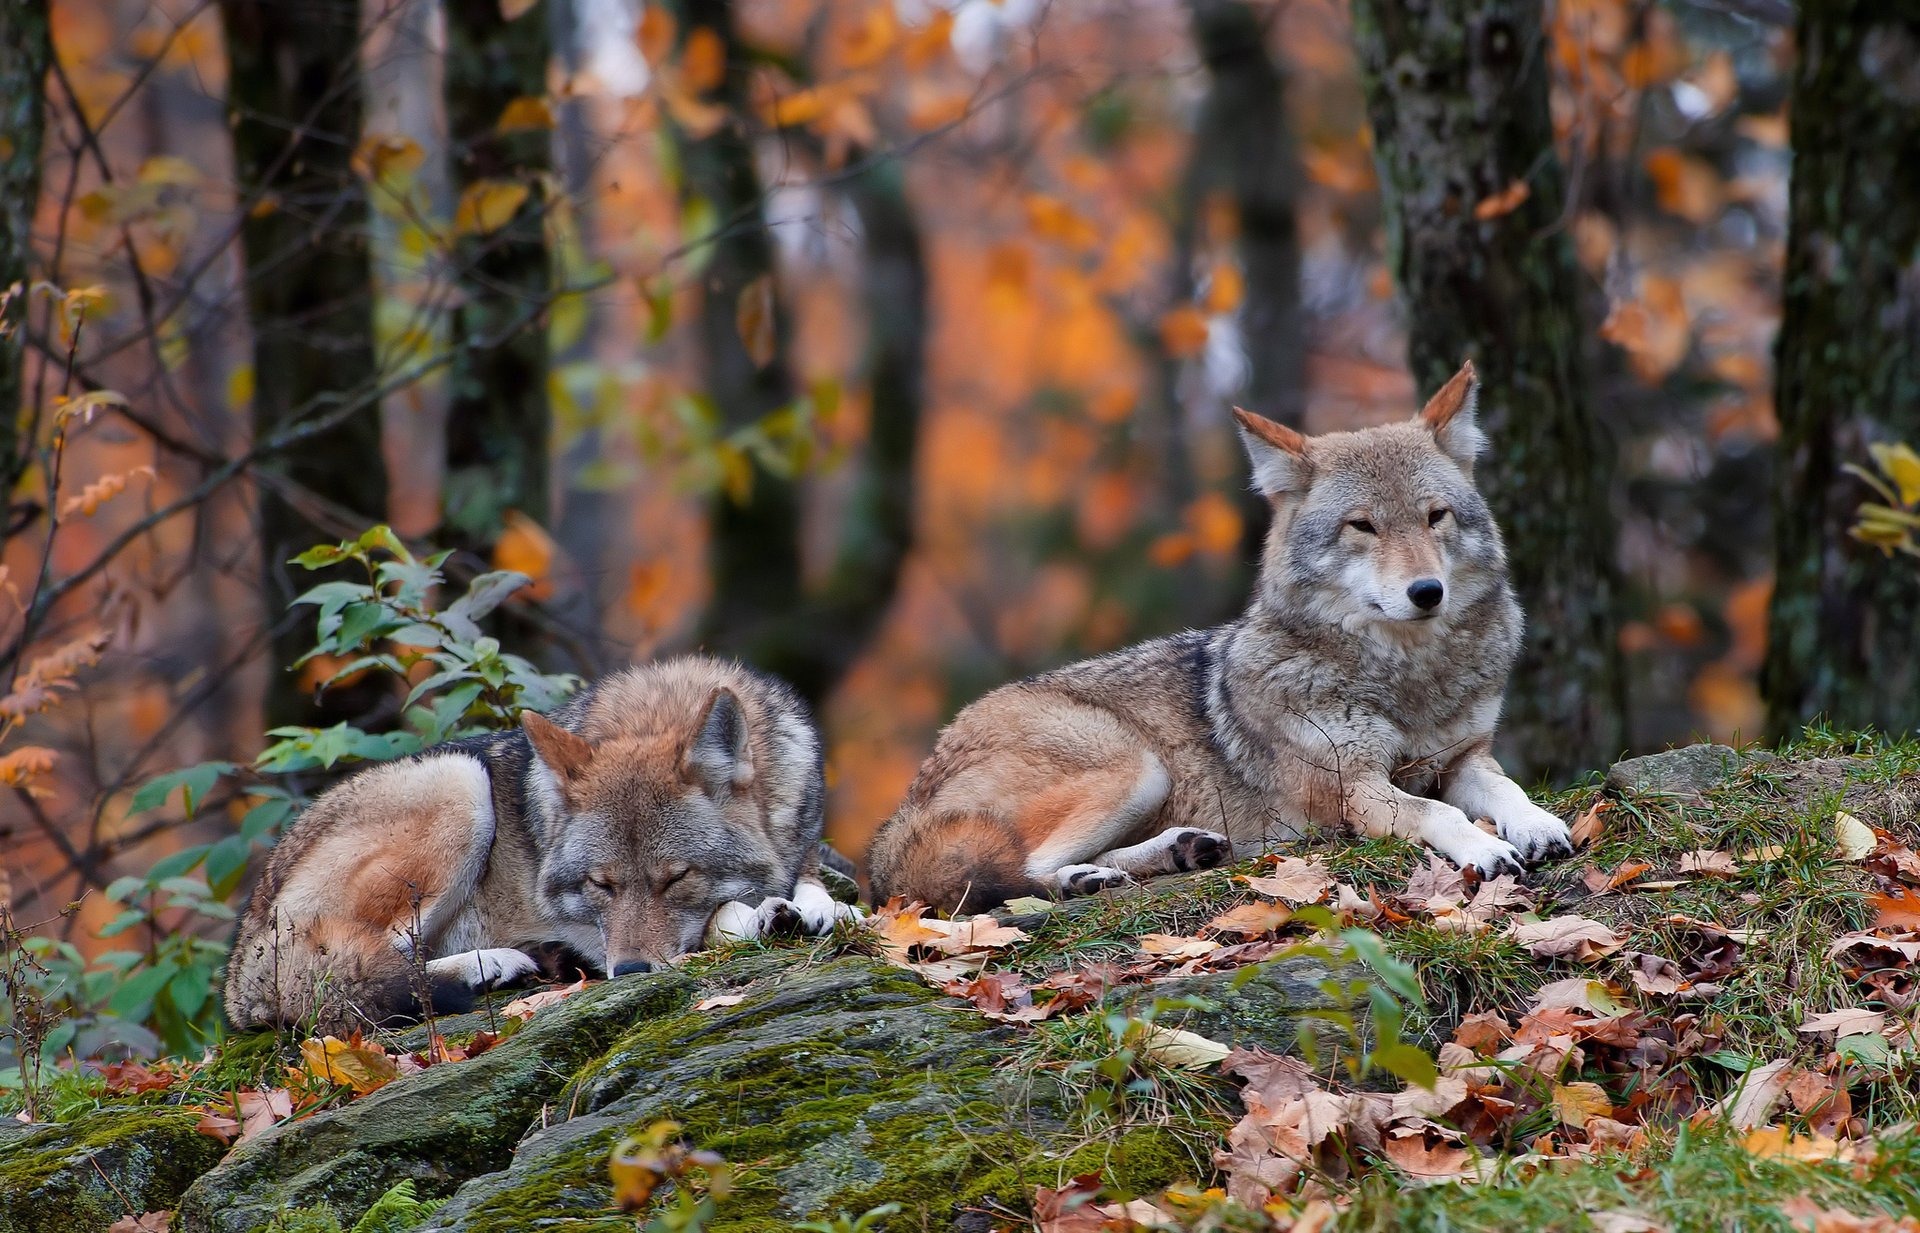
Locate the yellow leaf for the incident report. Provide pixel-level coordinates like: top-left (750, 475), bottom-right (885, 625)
top-left (297, 1036), bottom-right (398, 1096)
top-left (840, 6), bottom-right (897, 68)
top-left (734, 275), bottom-right (777, 370)
top-left (54, 389), bottom-right (129, 427)
top-left (1140, 1026), bottom-right (1232, 1069)
top-left (495, 96), bottom-right (555, 133)
top-left (1552, 1080), bottom-right (1613, 1128)
top-left (1472, 179), bottom-right (1531, 221)
top-left (453, 180), bottom-right (531, 237)
top-left (351, 134), bottom-right (425, 185)
top-left (1869, 442), bottom-right (1920, 506)
top-left (227, 364), bottom-right (255, 409)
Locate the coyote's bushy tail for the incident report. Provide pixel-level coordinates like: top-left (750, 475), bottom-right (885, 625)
top-left (866, 806), bottom-right (1043, 916)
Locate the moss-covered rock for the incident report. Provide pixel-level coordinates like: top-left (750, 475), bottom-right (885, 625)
top-left (0, 1104), bottom-right (228, 1233)
top-left (1104, 953), bottom-right (1359, 1059)
top-left (415, 954), bottom-right (1196, 1233)
top-left (176, 972), bottom-right (695, 1233)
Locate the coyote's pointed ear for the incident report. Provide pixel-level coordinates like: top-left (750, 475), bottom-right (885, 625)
top-left (1418, 360), bottom-right (1488, 473)
top-left (522, 710), bottom-right (594, 784)
top-left (682, 688), bottom-right (753, 797)
top-left (1233, 407), bottom-right (1312, 498)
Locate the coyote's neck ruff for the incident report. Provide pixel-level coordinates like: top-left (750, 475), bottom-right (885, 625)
top-left (866, 361), bottom-right (1574, 915)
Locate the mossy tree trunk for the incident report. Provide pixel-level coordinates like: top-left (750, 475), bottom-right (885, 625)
top-left (1351, 0), bottom-right (1626, 779)
top-left (1762, 3), bottom-right (1920, 740)
top-left (442, 0), bottom-right (551, 550)
top-left (221, 0), bottom-right (388, 727)
top-left (0, 0), bottom-right (49, 527)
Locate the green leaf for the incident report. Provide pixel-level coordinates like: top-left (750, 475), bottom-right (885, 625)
top-left (95, 908), bottom-right (149, 938)
top-left (205, 835), bottom-right (254, 898)
top-left (240, 797), bottom-right (294, 841)
top-left (1341, 927), bottom-right (1425, 1008)
top-left (1372, 1041), bottom-right (1439, 1090)
top-left (441, 571), bottom-right (532, 639)
top-left (146, 844), bottom-right (212, 882)
top-left (129, 762), bottom-right (234, 814)
top-left (107, 965), bottom-right (174, 1020)
top-left (168, 963), bottom-right (212, 1021)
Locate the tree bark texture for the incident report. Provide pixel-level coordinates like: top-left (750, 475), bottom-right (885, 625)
top-left (1351, 0), bottom-right (1626, 779)
top-left (1763, 3), bottom-right (1920, 739)
top-left (221, 0), bottom-right (388, 726)
top-left (443, 0), bottom-right (551, 546)
top-left (1185, 0), bottom-right (1304, 428)
top-left (672, 0), bottom-right (804, 680)
top-left (0, 0), bottom-right (50, 520)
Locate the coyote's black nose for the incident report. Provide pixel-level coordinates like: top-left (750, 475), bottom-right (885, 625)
top-left (611, 960), bottom-right (653, 977)
top-left (1407, 578), bottom-right (1444, 611)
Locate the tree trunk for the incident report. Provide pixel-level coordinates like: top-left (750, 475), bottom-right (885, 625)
top-left (671, 0), bottom-right (805, 679)
top-left (1184, 0), bottom-right (1304, 428)
top-left (1351, 0), bottom-right (1626, 779)
top-left (0, 0), bottom-right (49, 519)
top-left (442, 0), bottom-right (551, 548)
top-left (221, 0), bottom-right (388, 726)
top-left (1763, 4), bottom-right (1920, 739)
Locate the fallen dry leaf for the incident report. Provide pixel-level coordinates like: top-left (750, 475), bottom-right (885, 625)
top-left (1835, 812), bottom-right (1878, 861)
top-left (1138, 932), bottom-right (1219, 959)
top-left (1722, 1058), bottom-right (1793, 1131)
top-left (694, 993), bottom-right (747, 1011)
top-left (1243, 857), bottom-right (1335, 904)
top-left (194, 1110), bottom-right (240, 1145)
top-left (1140, 1026), bottom-right (1232, 1068)
top-left (1869, 891), bottom-right (1920, 931)
top-left (1509, 915), bottom-right (1629, 961)
top-left (1591, 1210), bottom-right (1669, 1233)
top-left (238, 1087), bottom-right (293, 1142)
top-left (1570, 799), bottom-right (1610, 848)
top-left (1679, 849), bottom-right (1739, 878)
top-left (1204, 901), bottom-right (1293, 937)
top-left (502, 975), bottom-right (593, 1020)
top-left (106, 1215), bottom-right (170, 1233)
top-left (1798, 1008), bottom-right (1886, 1038)
top-left (1552, 1080), bottom-right (1614, 1129)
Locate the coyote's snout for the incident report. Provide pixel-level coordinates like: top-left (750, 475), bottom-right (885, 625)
top-left (867, 361), bottom-right (1574, 915)
top-left (224, 658), bottom-right (854, 1032)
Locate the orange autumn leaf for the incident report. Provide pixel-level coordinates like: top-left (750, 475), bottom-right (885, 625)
top-left (495, 96), bottom-right (554, 133)
top-left (1472, 179), bottom-right (1532, 221)
top-left (902, 10), bottom-right (955, 70)
top-left (60, 466), bottom-right (155, 519)
top-left (839, 5), bottom-right (897, 69)
top-left (1185, 491), bottom-right (1243, 557)
top-left (1158, 305), bottom-right (1210, 359)
top-left (1204, 264), bottom-right (1245, 315)
top-left (1601, 275), bottom-right (1690, 383)
top-left (1644, 148), bottom-right (1724, 224)
top-left (1025, 194), bottom-right (1099, 251)
top-left (1870, 890), bottom-right (1920, 930)
top-left (492, 511), bottom-right (556, 601)
top-left (681, 27), bottom-right (726, 95)
top-left (453, 179), bottom-right (531, 237)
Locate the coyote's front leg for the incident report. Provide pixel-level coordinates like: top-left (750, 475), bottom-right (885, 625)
top-left (1344, 773), bottom-right (1525, 878)
top-left (1440, 752), bottom-right (1573, 864)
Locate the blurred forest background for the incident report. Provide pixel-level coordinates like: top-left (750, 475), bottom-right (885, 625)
top-left (3, 0), bottom-right (1920, 1057)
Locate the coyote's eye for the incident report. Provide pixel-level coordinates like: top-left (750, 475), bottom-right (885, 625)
top-left (586, 875), bottom-right (613, 894)
top-left (659, 866), bottom-right (691, 892)
top-left (1347, 519), bottom-right (1376, 535)
top-left (1428, 508), bottom-right (1450, 527)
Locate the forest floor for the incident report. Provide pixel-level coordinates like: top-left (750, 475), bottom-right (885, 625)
top-left (5, 733), bottom-right (1920, 1233)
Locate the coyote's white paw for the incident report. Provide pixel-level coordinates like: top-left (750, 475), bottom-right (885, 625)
top-left (709, 886), bottom-right (861, 945)
top-left (1496, 802), bottom-right (1575, 863)
top-left (1165, 827), bottom-right (1232, 872)
top-left (426, 947), bottom-right (540, 990)
top-left (1056, 864), bottom-right (1131, 897)
top-left (1424, 814), bottom-right (1525, 879)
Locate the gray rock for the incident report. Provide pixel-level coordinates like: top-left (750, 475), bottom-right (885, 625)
top-left (1101, 954), bottom-right (1359, 1059)
top-left (1605, 744), bottom-right (1755, 797)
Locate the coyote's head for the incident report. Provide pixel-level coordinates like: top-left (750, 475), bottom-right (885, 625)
top-left (1233, 361), bottom-right (1508, 637)
top-left (520, 690), bottom-right (785, 974)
